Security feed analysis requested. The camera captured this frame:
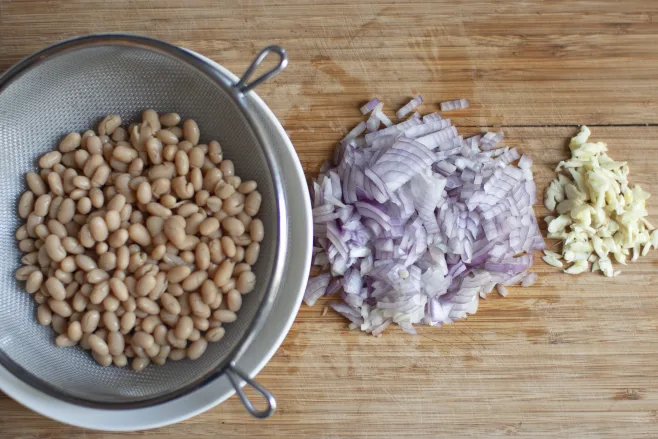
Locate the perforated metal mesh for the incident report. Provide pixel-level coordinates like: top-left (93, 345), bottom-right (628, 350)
top-left (0, 41), bottom-right (281, 405)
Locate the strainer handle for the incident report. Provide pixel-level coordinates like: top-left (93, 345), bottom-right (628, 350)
top-left (234, 46), bottom-right (288, 94)
top-left (226, 363), bottom-right (277, 418)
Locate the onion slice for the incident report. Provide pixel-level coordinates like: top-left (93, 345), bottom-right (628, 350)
top-left (342, 121), bottom-right (367, 142)
top-left (376, 111), bottom-right (393, 127)
top-left (396, 95), bottom-right (424, 119)
top-left (440, 98), bottom-right (470, 111)
top-left (360, 98), bottom-right (381, 115)
top-left (304, 273), bottom-right (331, 306)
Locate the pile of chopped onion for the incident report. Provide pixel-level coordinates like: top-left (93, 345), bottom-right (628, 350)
top-left (543, 125), bottom-right (658, 276)
top-left (307, 96), bottom-right (544, 335)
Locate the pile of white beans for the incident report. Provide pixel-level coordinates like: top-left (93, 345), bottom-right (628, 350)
top-left (15, 110), bottom-right (263, 371)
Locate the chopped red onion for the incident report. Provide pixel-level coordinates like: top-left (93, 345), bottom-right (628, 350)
top-left (326, 278), bottom-right (343, 295)
top-left (313, 251), bottom-right (329, 267)
top-left (521, 272), bottom-right (538, 287)
top-left (416, 126), bottom-right (459, 149)
top-left (440, 98), bottom-right (470, 111)
top-left (343, 121), bottom-right (367, 142)
top-left (422, 112), bottom-right (443, 122)
top-left (366, 103), bottom-right (383, 132)
top-left (365, 116), bottom-right (422, 144)
top-left (403, 119), bottom-right (452, 139)
top-left (368, 137), bottom-right (436, 191)
top-left (518, 154), bottom-right (533, 170)
top-left (396, 95), bottom-right (424, 119)
top-left (303, 273), bottom-right (331, 306)
top-left (360, 98), bottom-right (381, 115)
top-left (376, 111), bottom-right (393, 127)
top-left (479, 131), bottom-right (504, 151)
top-left (309, 97), bottom-right (542, 335)
top-left (329, 302), bottom-right (364, 325)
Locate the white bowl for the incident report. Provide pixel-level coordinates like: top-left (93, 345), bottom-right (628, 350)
top-left (0, 49), bottom-right (312, 431)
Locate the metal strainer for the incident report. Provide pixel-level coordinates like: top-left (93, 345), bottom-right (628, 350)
top-left (0, 34), bottom-right (290, 418)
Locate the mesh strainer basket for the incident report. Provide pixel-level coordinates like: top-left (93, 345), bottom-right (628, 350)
top-left (0, 34), bottom-right (290, 418)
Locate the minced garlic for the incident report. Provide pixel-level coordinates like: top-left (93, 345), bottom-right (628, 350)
top-left (544, 126), bottom-right (657, 276)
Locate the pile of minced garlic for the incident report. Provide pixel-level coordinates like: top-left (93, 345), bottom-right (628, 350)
top-left (543, 126), bottom-right (657, 276)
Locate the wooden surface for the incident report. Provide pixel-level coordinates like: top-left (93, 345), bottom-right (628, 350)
top-left (3, 1), bottom-right (658, 437)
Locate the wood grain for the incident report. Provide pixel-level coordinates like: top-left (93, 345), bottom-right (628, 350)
top-left (2, 1), bottom-right (658, 438)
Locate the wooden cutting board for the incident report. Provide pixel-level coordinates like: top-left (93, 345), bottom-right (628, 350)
top-left (2, 1), bottom-right (658, 437)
